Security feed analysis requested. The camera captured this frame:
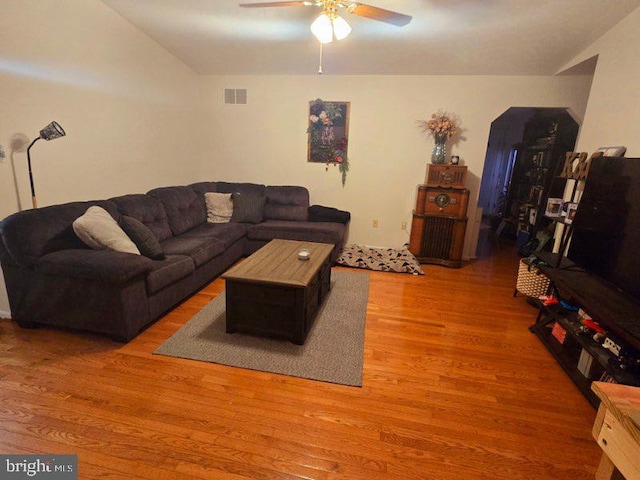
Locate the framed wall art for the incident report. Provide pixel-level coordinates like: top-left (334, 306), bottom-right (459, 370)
top-left (307, 99), bottom-right (350, 185)
top-left (565, 202), bottom-right (579, 224)
top-left (307, 99), bottom-right (349, 164)
top-left (545, 198), bottom-right (563, 217)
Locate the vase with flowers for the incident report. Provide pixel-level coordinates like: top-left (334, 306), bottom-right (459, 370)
top-left (418, 110), bottom-right (459, 164)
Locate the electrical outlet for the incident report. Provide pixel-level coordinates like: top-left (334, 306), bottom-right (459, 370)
top-left (401, 221), bottom-right (407, 230)
top-left (372, 219), bottom-right (379, 228)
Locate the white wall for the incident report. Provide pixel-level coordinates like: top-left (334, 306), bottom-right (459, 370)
top-left (562, 7), bottom-right (640, 156)
top-left (0, 0), bottom-right (201, 315)
top-left (198, 75), bottom-right (592, 255)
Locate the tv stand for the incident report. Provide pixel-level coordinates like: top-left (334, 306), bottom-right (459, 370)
top-left (529, 252), bottom-right (640, 407)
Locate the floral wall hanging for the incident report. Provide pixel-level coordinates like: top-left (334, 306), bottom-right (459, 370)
top-left (307, 98), bottom-right (350, 186)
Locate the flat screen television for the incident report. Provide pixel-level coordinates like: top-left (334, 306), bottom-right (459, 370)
top-left (567, 156), bottom-right (640, 301)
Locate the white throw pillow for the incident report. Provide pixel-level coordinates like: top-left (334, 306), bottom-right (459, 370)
top-left (205, 192), bottom-right (233, 224)
top-left (73, 206), bottom-right (141, 255)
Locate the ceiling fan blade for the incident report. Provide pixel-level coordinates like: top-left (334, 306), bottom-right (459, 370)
top-left (239, 1), bottom-right (312, 7)
top-left (348, 3), bottom-right (412, 26)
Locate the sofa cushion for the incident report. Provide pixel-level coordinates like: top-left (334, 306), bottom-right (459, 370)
top-left (36, 249), bottom-right (152, 284)
top-left (148, 186), bottom-right (206, 236)
top-left (73, 206), bottom-right (140, 255)
top-left (119, 216), bottom-right (166, 260)
top-left (247, 220), bottom-right (346, 246)
top-left (110, 194), bottom-right (173, 242)
top-left (160, 236), bottom-right (225, 267)
top-left (215, 182), bottom-right (266, 196)
top-left (231, 193), bottom-right (266, 224)
top-left (180, 222), bottom-right (247, 248)
top-left (0, 200), bottom-right (117, 267)
top-left (145, 255), bottom-right (194, 294)
top-left (264, 186), bottom-right (309, 221)
top-left (205, 192), bottom-right (233, 224)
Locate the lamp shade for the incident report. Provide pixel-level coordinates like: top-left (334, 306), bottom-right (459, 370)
top-left (27, 121), bottom-right (66, 209)
top-left (39, 121), bottom-right (66, 141)
top-left (311, 13), bottom-right (333, 43)
top-left (332, 16), bottom-right (352, 41)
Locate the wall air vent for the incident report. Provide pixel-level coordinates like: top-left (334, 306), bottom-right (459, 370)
top-left (235, 89), bottom-right (247, 104)
top-left (224, 88), bottom-right (247, 105)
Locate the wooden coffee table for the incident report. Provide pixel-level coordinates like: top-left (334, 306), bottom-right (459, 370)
top-left (222, 239), bottom-right (334, 344)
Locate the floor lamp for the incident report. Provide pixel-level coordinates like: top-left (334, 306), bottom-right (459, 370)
top-left (26, 121), bottom-right (66, 209)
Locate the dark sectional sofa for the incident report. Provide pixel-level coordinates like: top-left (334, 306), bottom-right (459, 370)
top-left (0, 182), bottom-right (349, 342)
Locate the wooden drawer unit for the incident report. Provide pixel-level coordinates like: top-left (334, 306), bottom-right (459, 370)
top-left (223, 240), bottom-right (333, 345)
top-left (595, 409), bottom-right (640, 480)
top-left (228, 282), bottom-right (296, 306)
top-left (416, 186), bottom-right (469, 216)
top-left (591, 383), bottom-right (640, 480)
top-left (425, 165), bottom-right (467, 189)
top-left (227, 284), bottom-right (298, 336)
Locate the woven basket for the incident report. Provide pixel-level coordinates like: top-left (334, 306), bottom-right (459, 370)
top-left (516, 258), bottom-right (550, 298)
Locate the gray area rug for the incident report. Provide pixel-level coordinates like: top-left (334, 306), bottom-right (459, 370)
top-left (154, 271), bottom-right (369, 387)
top-left (337, 244), bottom-right (424, 275)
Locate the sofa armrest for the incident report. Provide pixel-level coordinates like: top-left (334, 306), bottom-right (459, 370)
top-left (36, 249), bottom-right (153, 284)
top-left (308, 205), bottom-right (351, 224)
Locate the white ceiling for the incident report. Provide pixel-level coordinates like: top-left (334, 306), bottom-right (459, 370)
top-left (100, 0), bottom-right (640, 75)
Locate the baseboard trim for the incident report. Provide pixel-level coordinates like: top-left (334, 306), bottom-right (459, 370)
top-left (0, 310), bottom-right (12, 320)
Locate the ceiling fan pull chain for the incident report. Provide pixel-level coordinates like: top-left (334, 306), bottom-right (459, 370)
top-left (318, 42), bottom-right (323, 74)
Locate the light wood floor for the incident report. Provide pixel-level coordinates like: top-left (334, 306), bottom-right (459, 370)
top-left (0, 235), bottom-right (600, 479)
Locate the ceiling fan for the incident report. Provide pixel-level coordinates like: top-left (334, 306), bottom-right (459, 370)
top-left (239, 1), bottom-right (412, 43)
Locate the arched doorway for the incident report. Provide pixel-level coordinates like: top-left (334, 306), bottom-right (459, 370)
top-left (477, 107), bottom-right (580, 258)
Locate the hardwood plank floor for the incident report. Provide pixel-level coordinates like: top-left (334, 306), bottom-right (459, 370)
top-left (0, 236), bottom-right (600, 479)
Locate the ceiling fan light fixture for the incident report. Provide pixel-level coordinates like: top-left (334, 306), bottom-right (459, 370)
top-left (311, 13), bottom-right (334, 43)
top-left (311, 11), bottom-right (351, 44)
top-left (332, 15), bottom-right (351, 40)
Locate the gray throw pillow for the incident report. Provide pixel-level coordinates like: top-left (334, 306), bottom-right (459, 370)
top-left (119, 216), bottom-right (166, 260)
top-left (231, 193), bottom-right (266, 224)
top-left (205, 192), bottom-right (233, 223)
top-left (73, 206), bottom-right (140, 255)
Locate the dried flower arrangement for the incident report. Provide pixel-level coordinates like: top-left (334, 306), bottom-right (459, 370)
top-left (417, 109), bottom-right (459, 140)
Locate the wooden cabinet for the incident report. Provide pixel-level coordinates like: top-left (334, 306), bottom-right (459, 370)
top-left (223, 240), bottom-right (333, 345)
top-left (591, 382), bottom-right (640, 480)
top-left (425, 164), bottom-right (467, 188)
top-left (410, 166), bottom-right (469, 268)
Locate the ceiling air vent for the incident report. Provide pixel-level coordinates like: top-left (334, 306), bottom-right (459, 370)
top-left (224, 89), bottom-right (247, 105)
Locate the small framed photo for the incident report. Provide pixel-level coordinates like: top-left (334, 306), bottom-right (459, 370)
top-left (596, 146), bottom-right (626, 157)
top-left (565, 202), bottom-right (578, 224)
top-left (545, 198), bottom-right (563, 217)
